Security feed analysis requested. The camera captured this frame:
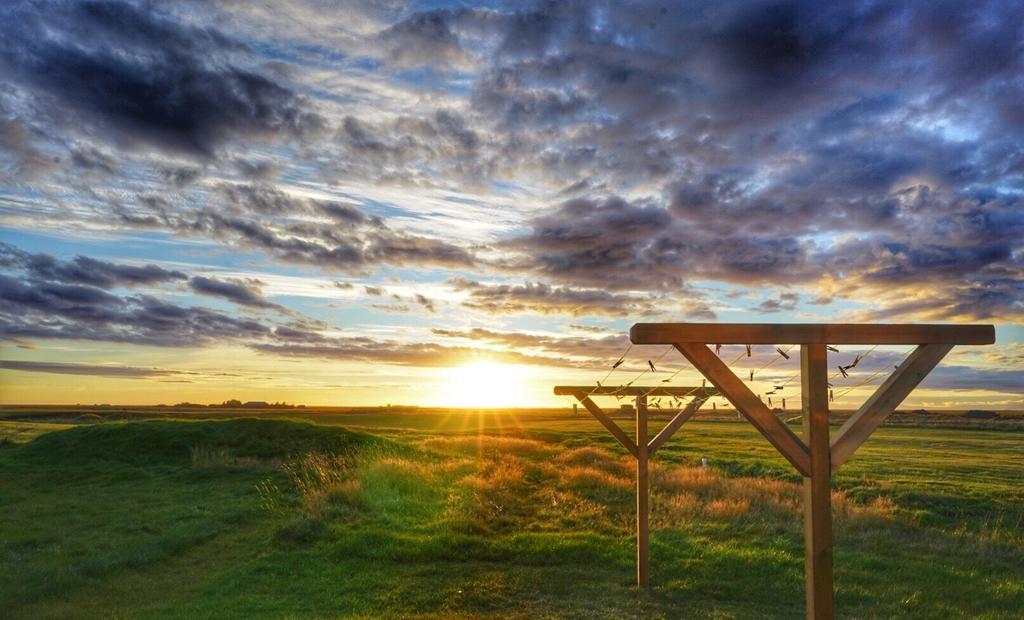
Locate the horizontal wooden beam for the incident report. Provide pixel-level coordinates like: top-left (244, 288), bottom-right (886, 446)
top-left (631, 323), bottom-right (994, 345)
top-left (554, 386), bottom-right (718, 398)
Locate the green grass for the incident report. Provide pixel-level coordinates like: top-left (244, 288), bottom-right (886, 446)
top-left (1, 412), bottom-right (1021, 618)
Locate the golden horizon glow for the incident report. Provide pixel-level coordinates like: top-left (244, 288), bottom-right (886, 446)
top-left (437, 362), bottom-right (533, 408)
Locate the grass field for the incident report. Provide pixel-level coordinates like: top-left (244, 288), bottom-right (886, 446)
top-left (1, 408), bottom-right (1022, 618)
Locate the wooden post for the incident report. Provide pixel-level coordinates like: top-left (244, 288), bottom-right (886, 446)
top-left (636, 394), bottom-right (649, 590)
top-left (801, 343), bottom-right (834, 619)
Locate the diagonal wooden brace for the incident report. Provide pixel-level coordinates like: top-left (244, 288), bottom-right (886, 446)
top-left (675, 343), bottom-right (811, 476)
top-left (830, 343), bottom-right (954, 469)
top-left (573, 392), bottom-right (639, 458)
top-left (648, 395), bottom-right (708, 456)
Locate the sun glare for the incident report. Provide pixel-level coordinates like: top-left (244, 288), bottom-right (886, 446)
top-left (444, 362), bottom-right (528, 408)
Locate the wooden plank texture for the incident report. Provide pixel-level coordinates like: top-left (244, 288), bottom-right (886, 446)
top-left (830, 344), bottom-right (954, 468)
top-left (801, 343), bottom-right (834, 619)
top-left (636, 395), bottom-right (650, 590)
top-left (631, 323), bottom-right (994, 345)
top-left (675, 343), bottom-right (811, 476)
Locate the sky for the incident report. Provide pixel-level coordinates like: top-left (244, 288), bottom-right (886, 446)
top-left (0, 0), bottom-right (1022, 409)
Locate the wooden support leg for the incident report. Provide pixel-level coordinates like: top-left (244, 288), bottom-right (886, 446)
top-left (801, 344), bottom-right (834, 619)
top-left (636, 395), bottom-right (649, 590)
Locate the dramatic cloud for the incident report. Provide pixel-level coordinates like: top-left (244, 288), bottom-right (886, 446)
top-left (1, 1), bottom-right (1022, 406)
top-left (117, 184), bottom-right (478, 273)
top-left (189, 276), bottom-right (282, 311)
top-left (0, 243), bottom-right (187, 289)
top-left (432, 327), bottom-right (630, 367)
top-left (0, 0), bottom-right (323, 158)
top-left (0, 360), bottom-right (186, 379)
top-left (0, 273), bottom-right (271, 347)
top-left (448, 276), bottom-right (665, 317)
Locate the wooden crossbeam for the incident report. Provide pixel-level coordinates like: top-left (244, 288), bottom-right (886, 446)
top-left (632, 323), bottom-right (995, 345)
top-left (675, 343), bottom-right (811, 477)
top-left (648, 395), bottom-right (708, 456)
top-left (830, 344), bottom-right (954, 469)
top-left (572, 392), bottom-right (638, 458)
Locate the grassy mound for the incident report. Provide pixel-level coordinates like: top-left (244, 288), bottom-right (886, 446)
top-left (0, 418), bottom-right (396, 611)
top-left (2, 418), bottom-right (384, 471)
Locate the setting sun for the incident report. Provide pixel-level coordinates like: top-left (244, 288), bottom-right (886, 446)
top-left (442, 362), bottom-right (529, 408)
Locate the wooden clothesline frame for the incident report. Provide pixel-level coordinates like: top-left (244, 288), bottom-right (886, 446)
top-left (555, 322), bottom-right (994, 620)
top-left (553, 385), bottom-right (720, 591)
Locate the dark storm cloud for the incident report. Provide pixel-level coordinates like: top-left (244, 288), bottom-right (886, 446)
top-left (379, 10), bottom-right (472, 70)
top-left (503, 196), bottom-right (814, 291)
top-left (0, 0), bottom-right (323, 158)
top-left (0, 273), bottom-right (270, 347)
top-left (2, 0), bottom-right (1023, 324)
top-left (368, 0), bottom-right (1022, 320)
top-left (188, 276), bottom-right (283, 311)
top-left (0, 243), bottom-right (187, 288)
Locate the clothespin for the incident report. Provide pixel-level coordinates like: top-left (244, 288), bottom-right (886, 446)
top-left (715, 344), bottom-right (721, 356)
top-left (662, 377), bottom-right (671, 382)
top-left (702, 378), bottom-right (706, 388)
top-left (829, 389), bottom-right (834, 402)
top-left (776, 347), bottom-right (790, 360)
top-left (749, 369), bottom-right (754, 381)
top-left (745, 344), bottom-right (752, 357)
top-left (648, 360), bottom-right (656, 372)
top-left (782, 398), bottom-right (786, 409)
top-left (774, 385), bottom-right (783, 390)
top-left (826, 345), bottom-right (839, 353)
top-left (838, 365), bottom-right (849, 378)
top-left (596, 381), bottom-right (602, 388)
top-left (612, 358), bottom-right (624, 369)
top-left (768, 397), bottom-right (773, 406)
top-left (712, 401), bottom-right (717, 410)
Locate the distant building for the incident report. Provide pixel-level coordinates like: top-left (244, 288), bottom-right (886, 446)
top-left (243, 401), bottom-right (270, 408)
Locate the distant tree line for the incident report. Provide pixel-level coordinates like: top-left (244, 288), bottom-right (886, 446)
top-left (166, 400), bottom-right (303, 409)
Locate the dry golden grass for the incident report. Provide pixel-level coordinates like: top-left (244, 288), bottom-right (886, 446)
top-left (554, 446), bottom-right (631, 477)
top-left (650, 464), bottom-right (897, 528)
top-left (652, 464), bottom-right (723, 496)
top-left (558, 466), bottom-right (632, 492)
top-left (422, 435), bottom-right (552, 456)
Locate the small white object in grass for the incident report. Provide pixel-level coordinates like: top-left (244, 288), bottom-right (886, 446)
top-left (700, 457), bottom-right (709, 468)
